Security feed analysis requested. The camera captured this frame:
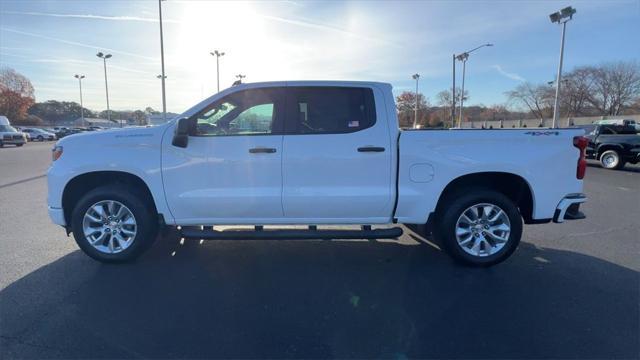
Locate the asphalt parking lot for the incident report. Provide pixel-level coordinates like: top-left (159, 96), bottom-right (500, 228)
top-left (0, 141), bottom-right (638, 359)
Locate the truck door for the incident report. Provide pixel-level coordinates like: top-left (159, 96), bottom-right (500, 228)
top-left (281, 86), bottom-right (394, 222)
top-left (162, 87), bottom-right (285, 224)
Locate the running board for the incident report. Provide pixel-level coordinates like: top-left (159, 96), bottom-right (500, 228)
top-left (180, 226), bottom-right (403, 240)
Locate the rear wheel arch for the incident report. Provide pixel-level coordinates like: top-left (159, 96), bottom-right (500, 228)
top-left (596, 144), bottom-right (623, 159)
top-left (434, 172), bottom-right (535, 223)
top-left (62, 171), bottom-right (158, 227)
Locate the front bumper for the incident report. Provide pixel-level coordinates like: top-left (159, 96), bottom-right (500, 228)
top-left (553, 193), bottom-right (587, 223)
top-left (2, 138), bottom-right (26, 145)
top-left (48, 206), bottom-right (66, 226)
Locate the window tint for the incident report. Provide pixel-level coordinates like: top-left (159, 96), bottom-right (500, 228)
top-left (287, 87), bottom-right (376, 134)
top-left (599, 126), bottom-right (612, 134)
top-left (193, 88), bottom-right (280, 136)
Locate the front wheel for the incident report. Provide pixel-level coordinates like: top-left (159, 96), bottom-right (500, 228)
top-left (71, 185), bottom-right (158, 263)
top-left (434, 189), bottom-right (523, 266)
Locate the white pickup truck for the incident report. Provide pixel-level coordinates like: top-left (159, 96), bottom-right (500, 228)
top-left (47, 81), bottom-right (588, 266)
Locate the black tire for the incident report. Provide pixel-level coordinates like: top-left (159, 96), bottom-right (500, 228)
top-left (70, 184), bottom-right (158, 263)
top-left (600, 149), bottom-right (625, 170)
top-left (16, 143), bottom-right (23, 147)
top-left (433, 188), bottom-right (523, 267)
top-left (37, 135), bottom-right (44, 141)
top-left (0, 141), bottom-right (3, 148)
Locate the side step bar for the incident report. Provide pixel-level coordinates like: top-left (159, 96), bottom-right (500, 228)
top-left (180, 226), bottom-right (403, 240)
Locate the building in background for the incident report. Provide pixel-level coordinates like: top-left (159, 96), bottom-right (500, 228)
top-left (73, 118), bottom-right (118, 128)
top-left (146, 113), bottom-right (179, 126)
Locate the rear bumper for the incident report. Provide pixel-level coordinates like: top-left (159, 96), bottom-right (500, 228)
top-left (553, 193), bottom-right (587, 223)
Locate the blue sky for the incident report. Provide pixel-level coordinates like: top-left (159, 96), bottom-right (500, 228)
top-left (0, 0), bottom-right (638, 113)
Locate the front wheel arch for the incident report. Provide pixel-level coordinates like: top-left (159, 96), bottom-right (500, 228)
top-left (62, 171), bottom-right (158, 228)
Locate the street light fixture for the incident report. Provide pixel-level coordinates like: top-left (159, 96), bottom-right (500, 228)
top-left (235, 74), bottom-right (246, 83)
top-left (454, 43), bottom-right (493, 127)
top-left (74, 74), bottom-right (85, 128)
top-left (158, 0), bottom-right (168, 123)
top-left (210, 50), bottom-right (225, 92)
top-left (96, 52), bottom-right (115, 126)
top-left (412, 73), bottom-right (420, 128)
top-left (549, 6), bottom-right (576, 128)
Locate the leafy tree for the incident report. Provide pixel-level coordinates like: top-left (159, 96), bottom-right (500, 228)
top-left (0, 67), bottom-right (35, 123)
top-left (28, 100), bottom-right (94, 126)
top-left (396, 91), bottom-right (430, 128)
top-left (145, 107), bottom-right (160, 115)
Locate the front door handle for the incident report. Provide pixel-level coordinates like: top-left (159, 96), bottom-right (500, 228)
top-left (357, 146), bottom-right (385, 152)
top-left (249, 147), bottom-right (277, 154)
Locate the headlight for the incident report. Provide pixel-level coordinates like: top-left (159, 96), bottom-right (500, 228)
top-left (52, 145), bottom-right (63, 161)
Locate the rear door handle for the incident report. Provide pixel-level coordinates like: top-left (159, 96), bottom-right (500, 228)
top-left (357, 146), bottom-right (385, 152)
top-left (249, 147), bottom-right (277, 154)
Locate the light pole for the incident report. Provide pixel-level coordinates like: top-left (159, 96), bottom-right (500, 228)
top-left (236, 74), bottom-right (246, 84)
top-left (455, 43), bottom-right (493, 127)
top-left (412, 73), bottom-right (420, 128)
top-left (210, 50), bottom-right (225, 92)
top-left (549, 6), bottom-right (576, 128)
top-left (158, 0), bottom-right (167, 123)
top-left (74, 74), bottom-right (85, 127)
top-left (452, 54), bottom-right (456, 127)
top-left (96, 52), bottom-right (114, 126)
top-left (157, 74), bottom-right (167, 123)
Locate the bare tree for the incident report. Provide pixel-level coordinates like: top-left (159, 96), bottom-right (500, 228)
top-left (562, 66), bottom-right (594, 116)
top-left (586, 61), bottom-right (640, 115)
top-left (506, 82), bottom-right (553, 120)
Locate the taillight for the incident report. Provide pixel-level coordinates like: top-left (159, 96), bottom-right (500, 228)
top-left (573, 136), bottom-right (588, 179)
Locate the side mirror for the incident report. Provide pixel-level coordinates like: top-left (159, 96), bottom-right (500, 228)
top-left (172, 117), bottom-right (190, 148)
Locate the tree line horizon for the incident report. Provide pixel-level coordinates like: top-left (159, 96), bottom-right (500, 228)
top-left (1, 61), bottom-right (639, 127)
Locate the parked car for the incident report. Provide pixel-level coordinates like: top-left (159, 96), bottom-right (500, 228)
top-left (22, 128), bottom-right (57, 141)
top-left (55, 128), bottom-right (82, 139)
top-left (48, 81), bottom-right (587, 266)
top-left (0, 116), bottom-right (27, 147)
top-left (575, 124), bottom-right (640, 169)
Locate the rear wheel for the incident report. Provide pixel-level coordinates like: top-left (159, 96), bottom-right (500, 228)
top-left (434, 189), bottom-right (522, 266)
top-left (600, 149), bottom-right (625, 170)
top-left (37, 135), bottom-right (44, 141)
top-left (71, 185), bottom-right (158, 263)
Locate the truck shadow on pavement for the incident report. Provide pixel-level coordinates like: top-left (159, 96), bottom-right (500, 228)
top-left (1, 228), bottom-right (638, 359)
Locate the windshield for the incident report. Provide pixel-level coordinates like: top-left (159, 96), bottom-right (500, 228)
top-left (0, 125), bottom-right (17, 132)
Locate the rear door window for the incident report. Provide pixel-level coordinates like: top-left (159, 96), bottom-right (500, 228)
top-left (285, 87), bottom-right (376, 134)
